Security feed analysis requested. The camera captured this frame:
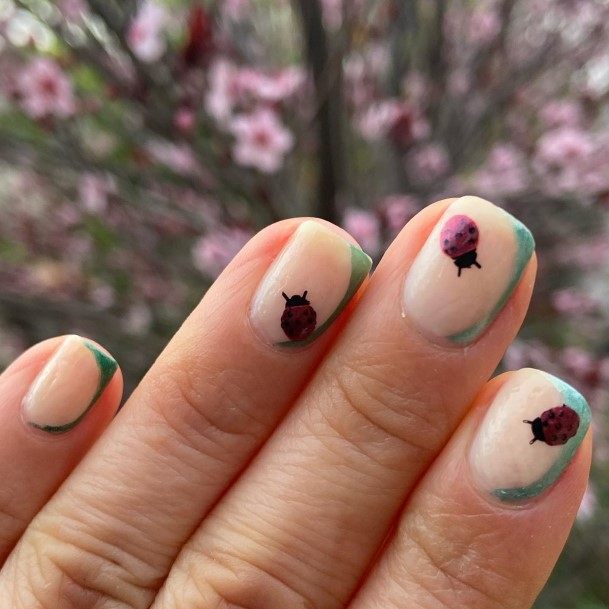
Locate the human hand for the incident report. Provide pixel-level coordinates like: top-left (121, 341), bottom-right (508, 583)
top-left (0, 196), bottom-right (590, 609)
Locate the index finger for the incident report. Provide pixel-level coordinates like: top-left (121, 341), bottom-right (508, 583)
top-left (2, 218), bottom-right (371, 606)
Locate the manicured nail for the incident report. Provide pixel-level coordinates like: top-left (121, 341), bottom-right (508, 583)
top-left (469, 369), bottom-right (590, 502)
top-left (402, 196), bottom-right (534, 345)
top-left (22, 335), bottom-right (118, 434)
top-left (250, 220), bottom-right (372, 347)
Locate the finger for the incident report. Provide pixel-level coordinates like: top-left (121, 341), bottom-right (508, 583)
top-left (153, 196), bottom-right (537, 609)
top-left (1, 219), bottom-right (371, 608)
top-left (0, 335), bottom-right (121, 560)
top-left (350, 368), bottom-right (591, 609)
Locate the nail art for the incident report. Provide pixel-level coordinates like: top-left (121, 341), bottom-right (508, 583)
top-left (23, 335), bottom-right (118, 434)
top-left (469, 369), bottom-right (591, 502)
top-left (440, 215), bottom-right (482, 277)
top-left (403, 196), bottom-right (535, 345)
top-left (250, 221), bottom-right (372, 347)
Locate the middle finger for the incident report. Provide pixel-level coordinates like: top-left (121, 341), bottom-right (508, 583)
top-left (156, 196), bottom-right (537, 609)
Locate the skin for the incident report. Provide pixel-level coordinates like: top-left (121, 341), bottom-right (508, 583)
top-left (0, 200), bottom-right (591, 609)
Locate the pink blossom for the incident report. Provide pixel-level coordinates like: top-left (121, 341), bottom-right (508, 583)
top-left (533, 127), bottom-right (607, 195)
top-left (540, 100), bottom-right (583, 129)
top-left (127, 1), bottom-right (169, 63)
top-left (535, 127), bottom-right (593, 169)
top-left (174, 107), bottom-right (197, 133)
top-left (57, 0), bottom-right (88, 22)
top-left (230, 108), bottom-right (294, 173)
top-left (473, 143), bottom-right (528, 196)
top-left (577, 485), bottom-right (597, 521)
top-left (17, 58), bottom-right (75, 119)
top-left (78, 173), bottom-right (116, 215)
top-left (146, 140), bottom-right (199, 175)
top-left (503, 340), bottom-right (554, 372)
top-left (342, 208), bottom-right (381, 256)
top-left (551, 288), bottom-right (599, 316)
top-left (355, 100), bottom-right (403, 141)
top-left (205, 58), bottom-right (241, 124)
top-left (468, 9), bottom-right (501, 45)
top-left (122, 303), bottom-right (153, 335)
top-left (221, 0), bottom-right (250, 20)
top-left (406, 143), bottom-right (450, 184)
top-left (560, 347), bottom-right (597, 379)
top-left (192, 226), bottom-right (253, 278)
top-left (379, 195), bottom-right (419, 237)
top-left (238, 67), bottom-right (306, 103)
top-left (89, 282), bottom-right (116, 309)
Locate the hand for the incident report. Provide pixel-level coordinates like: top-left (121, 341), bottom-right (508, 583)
top-left (0, 196), bottom-right (590, 609)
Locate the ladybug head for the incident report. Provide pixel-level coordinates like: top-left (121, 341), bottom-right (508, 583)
top-left (523, 417), bottom-right (545, 444)
top-left (282, 290), bottom-right (310, 307)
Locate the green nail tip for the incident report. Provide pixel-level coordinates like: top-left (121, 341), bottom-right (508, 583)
top-left (276, 244), bottom-right (372, 348)
top-left (31, 340), bottom-right (118, 435)
top-left (492, 373), bottom-right (591, 502)
top-left (448, 216), bottom-right (535, 345)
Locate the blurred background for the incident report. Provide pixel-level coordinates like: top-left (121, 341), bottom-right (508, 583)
top-left (0, 0), bottom-right (607, 605)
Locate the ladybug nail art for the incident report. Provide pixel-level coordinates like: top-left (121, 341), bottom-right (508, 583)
top-left (281, 290), bottom-right (317, 341)
top-left (440, 215), bottom-right (482, 277)
top-left (523, 404), bottom-right (580, 446)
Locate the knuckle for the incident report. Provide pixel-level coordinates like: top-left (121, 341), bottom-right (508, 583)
top-left (166, 546), bottom-right (316, 609)
top-left (7, 510), bottom-right (160, 609)
top-left (320, 348), bottom-right (448, 468)
top-left (145, 361), bottom-right (265, 464)
top-left (402, 508), bottom-right (515, 609)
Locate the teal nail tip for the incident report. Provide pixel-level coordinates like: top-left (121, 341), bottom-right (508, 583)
top-left (276, 244), bottom-right (371, 348)
top-left (492, 373), bottom-right (591, 502)
top-left (31, 340), bottom-right (118, 435)
top-left (448, 215), bottom-right (535, 345)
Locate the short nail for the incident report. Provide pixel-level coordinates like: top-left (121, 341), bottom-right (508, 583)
top-left (469, 369), bottom-right (591, 502)
top-left (402, 196), bottom-right (534, 345)
top-left (250, 220), bottom-right (372, 347)
top-left (22, 335), bottom-right (118, 434)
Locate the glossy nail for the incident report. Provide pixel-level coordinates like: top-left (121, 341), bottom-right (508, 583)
top-left (469, 369), bottom-right (590, 502)
top-left (403, 196), bottom-right (534, 345)
top-left (250, 220), bottom-right (372, 347)
top-left (22, 335), bottom-right (118, 434)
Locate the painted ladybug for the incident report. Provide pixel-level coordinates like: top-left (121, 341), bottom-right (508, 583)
top-left (281, 290), bottom-right (317, 341)
top-left (440, 215), bottom-right (482, 277)
top-left (523, 404), bottom-right (580, 446)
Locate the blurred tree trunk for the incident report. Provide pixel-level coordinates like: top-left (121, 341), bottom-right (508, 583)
top-left (294, 0), bottom-right (343, 223)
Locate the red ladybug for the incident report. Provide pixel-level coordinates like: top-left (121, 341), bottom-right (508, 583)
top-left (440, 215), bottom-right (482, 277)
top-left (523, 404), bottom-right (580, 446)
top-left (281, 291), bottom-right (317, 341)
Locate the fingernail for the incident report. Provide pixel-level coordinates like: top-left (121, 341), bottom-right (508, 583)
top-left (22, 335), bottom-right (118, 434)
top-left (469, 368), bottom-right (591, 502)
top-left (402, 196), bottom-right (534, 345)
top-left (250, 220), bottom-right (372, 347)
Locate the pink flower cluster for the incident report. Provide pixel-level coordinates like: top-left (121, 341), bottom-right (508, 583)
top-left (205, 58), bottom-right (304, 173)
top-left (17, 58), bottom-right (75, 119)
top-left (192, 226), bottom-right (254, 278)
top-left (127, 0), bottom-right (169, 63)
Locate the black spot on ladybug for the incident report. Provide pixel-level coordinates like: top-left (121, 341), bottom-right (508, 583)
top-left (280, 290), bottom-right (317, 341)
top-left (440, 215), bottom-right (483, 277)
top-left (523, 404), bottom-right (580, 446)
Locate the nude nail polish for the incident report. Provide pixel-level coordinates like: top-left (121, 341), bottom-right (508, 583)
top-left (469, 369), bottom-right (590, 502)
top-left (22, 335), bottom-right (118, 434)
top-left (403, 196), bottom-right (535, 345)
top-left (249, 221), bottom-right (372, 347)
